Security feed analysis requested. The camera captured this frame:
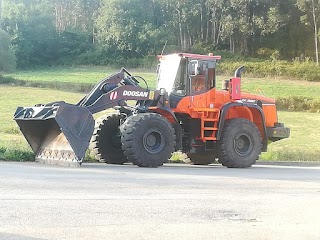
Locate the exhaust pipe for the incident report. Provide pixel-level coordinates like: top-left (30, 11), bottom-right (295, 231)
top-left (14, 102), bottom-right (94, 167)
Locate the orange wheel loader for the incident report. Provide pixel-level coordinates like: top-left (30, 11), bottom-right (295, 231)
top-left (14, 53), bottom-right (290, 168)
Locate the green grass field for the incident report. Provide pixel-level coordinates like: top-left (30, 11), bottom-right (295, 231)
top-left (240, 77), bottom-right (320, 100)
top-left (260, 111), bottom-right (320, 161)
top-left (4, 66), bottom-right (320, 100)
top-left (3, 66), bottom-right (158, 89)
top-left (0, 86), bottom-right (84, 158)
top-left (1, 67), bottom-right (319, 162)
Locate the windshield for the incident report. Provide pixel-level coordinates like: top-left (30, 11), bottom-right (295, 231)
top-left (157, 54), bottom-right (181, 94)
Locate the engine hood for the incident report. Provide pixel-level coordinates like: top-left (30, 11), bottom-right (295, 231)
top-left (241, 93), bottom-right (276, 105)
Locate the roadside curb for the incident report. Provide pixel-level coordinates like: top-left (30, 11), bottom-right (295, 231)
top-left (168, 159), bottom-right (320, 167)
top-left (2, 160), bottom-right (320, 167)
top-left (255, 161), bottom-right (320, 167)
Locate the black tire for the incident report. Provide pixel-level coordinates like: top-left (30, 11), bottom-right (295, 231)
top-left (91, 114), bottom-right (128, 164)
top-left (120, 113), bottom-right (176, 168)
top-left (218, 118), bottom-right (262, 168)
top-left (187, 149), bottom-right (216, 165)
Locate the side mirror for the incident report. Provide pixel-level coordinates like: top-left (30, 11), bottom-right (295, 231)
top-left (159, 88), bottom-right (166, 96)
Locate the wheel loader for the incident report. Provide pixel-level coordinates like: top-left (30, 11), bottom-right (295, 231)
top-left (14, 53), bottom-right (290, 168)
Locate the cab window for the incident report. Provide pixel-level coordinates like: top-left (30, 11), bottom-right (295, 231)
top-left (171, 59), bottom-right (187, 96)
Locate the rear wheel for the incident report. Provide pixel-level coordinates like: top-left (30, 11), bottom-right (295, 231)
top-left (120, 113), bottom-right (175, 167)
top-left (218, 118), bottom-right (262, 168)
top-left (92, 114), bottom-right (128, 164)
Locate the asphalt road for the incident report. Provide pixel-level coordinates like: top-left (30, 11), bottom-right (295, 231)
top-left (0, 162), bottom-right (319, 240)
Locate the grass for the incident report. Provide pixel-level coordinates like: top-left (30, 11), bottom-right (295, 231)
top-left (1, 66), bottom-right (320, 162)
top-left (0, 86), bottom-right (83, 136)
top-left (0, 86), bottom-right (319, 162)
top-left (3, 66), bottom-right (158, 89)
top-left (0, 86), bottom-right (84, 161)
top-left (227, 76), bottom-right (320, 112)
top-left (219, 60), bottom-right (320, 82)
top-left (3, 66), bottom-right (125, 83)
top-left (260, 111), bottom-right (320, 161)
top-left (3, 66), bottom-right (320, 101)
top-left (218, 75), bottom-right (320, 100)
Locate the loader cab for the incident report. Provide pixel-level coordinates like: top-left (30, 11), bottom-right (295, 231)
top-left (157, 53), bottom-right (220, 107)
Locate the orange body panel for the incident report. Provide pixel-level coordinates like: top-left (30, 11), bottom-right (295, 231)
top-left (171, 88), bottom-right (278, 141)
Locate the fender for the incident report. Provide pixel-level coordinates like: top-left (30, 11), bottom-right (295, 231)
top-left (216, 102), bottom-right (268, 152)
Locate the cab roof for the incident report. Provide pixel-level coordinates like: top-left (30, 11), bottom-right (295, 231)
top-left (158, 53), bottom-right (221, 60)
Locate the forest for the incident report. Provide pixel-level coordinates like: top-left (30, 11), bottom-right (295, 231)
top-left (0, 0), bottom-right (320, 70)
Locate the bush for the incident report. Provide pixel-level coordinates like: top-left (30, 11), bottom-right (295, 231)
top-left (219, 58), bottom-right (320, 82)
top-left (276, 96), bottom-right (320, 113)
top-left (260, 150), bottom-right (320, 162)
top-left (71, 48), bottom-right (157, 69)
top-left (83, 149), bottom-right (98, 163)
top-left (0, 147), bottom-right (34, 161)
top-left (0, 30), bottom-right (16, 72)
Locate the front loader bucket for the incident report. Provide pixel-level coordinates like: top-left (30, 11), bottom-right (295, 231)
top-left (14, 103), bottom-right (94, 167)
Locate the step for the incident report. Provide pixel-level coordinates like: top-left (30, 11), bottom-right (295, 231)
top-left (203, 127), bottom-right (218, 130)
top-left (202, 118), bottom-right (218, 122)
top-left (202, 137), bottom-right (216, 141)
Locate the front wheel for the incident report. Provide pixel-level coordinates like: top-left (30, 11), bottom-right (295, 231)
top-left (218, 118), bottom-right (262, 168)
top-left (120, 113), bottom-right (176, 167)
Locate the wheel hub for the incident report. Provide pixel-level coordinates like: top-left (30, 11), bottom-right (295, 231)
top-left (236, 139), bottom-right (245, 149)
top-left (234, 133), bottom-right (253, 156)
top-left (146, 135), bottom-right (156, 146)
top-left (143, 128), bottom-right (165, 154)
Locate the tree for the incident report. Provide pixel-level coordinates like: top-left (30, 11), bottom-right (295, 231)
top-left (0, 0), bottom-right (2, 29)
top-left (0, 30), bottom-right (16, 71)
top-left (53, 0), bottom-right (100, 35)
top-left (297, 0), bottom-right (320, 65)
top-left (0, 0), bottom-right (319, 67)
top-left (96, 0), bottom-right (170, 56)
